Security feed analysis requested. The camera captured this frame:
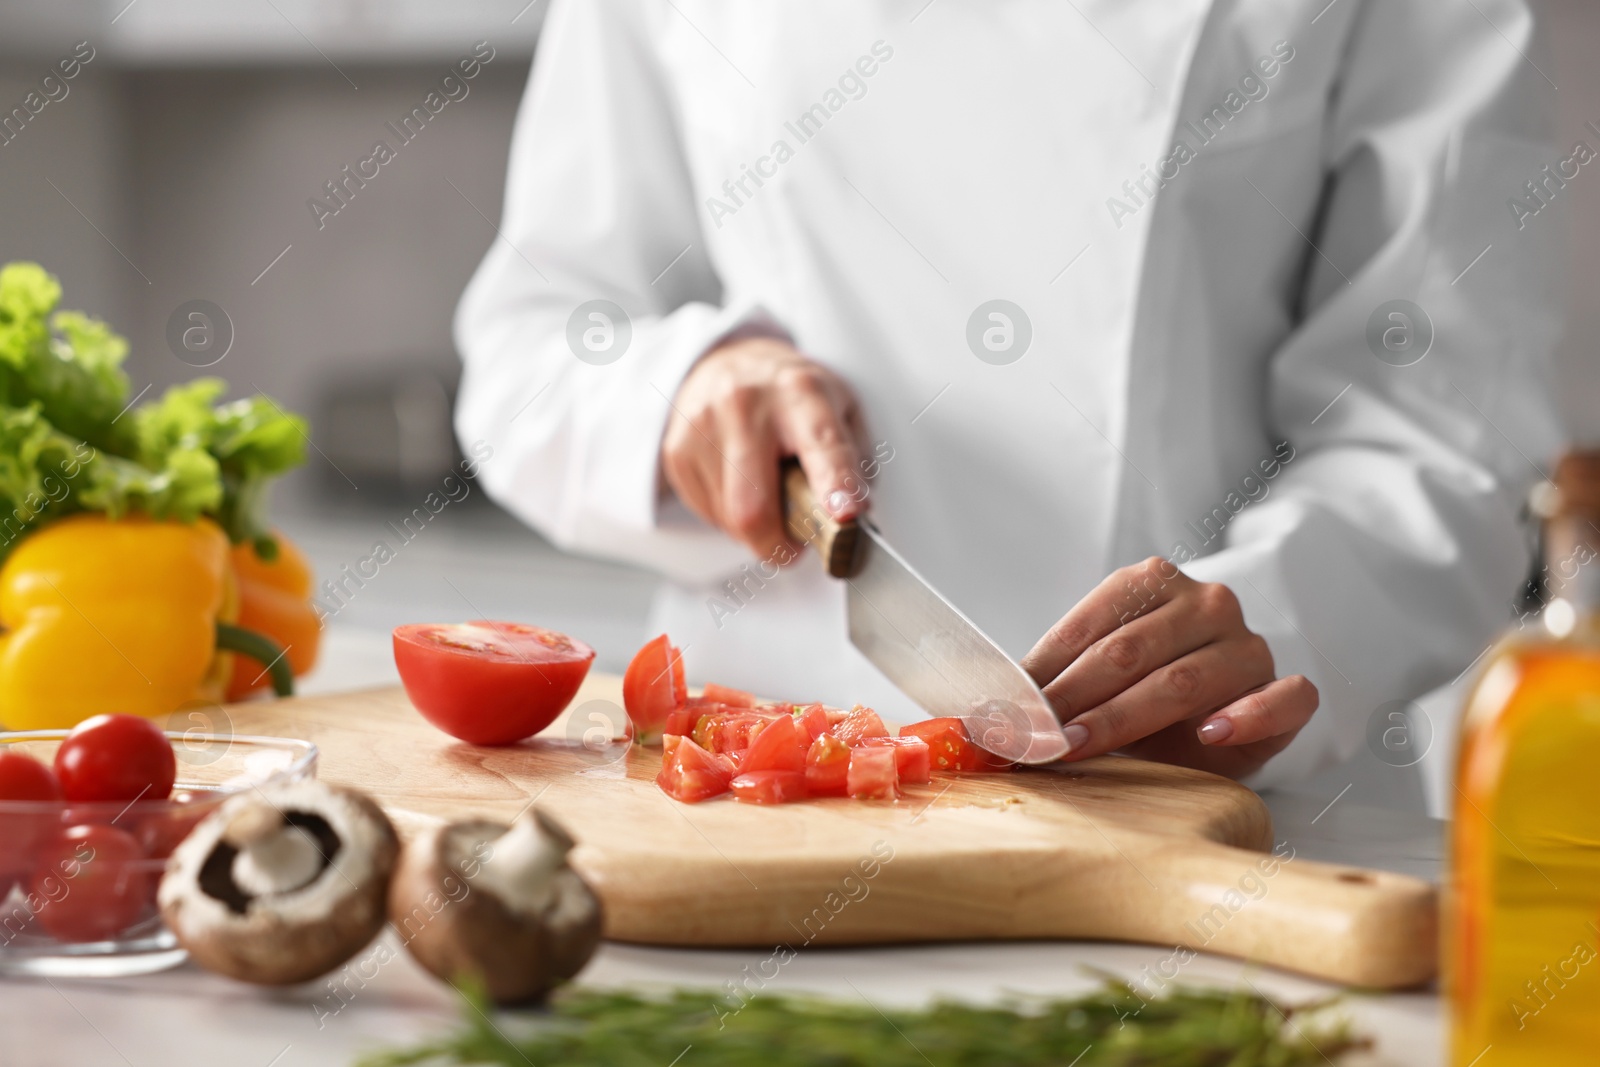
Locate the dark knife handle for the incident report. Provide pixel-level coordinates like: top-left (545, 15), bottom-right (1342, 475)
top-left (781, 457), bottom-right (863, 579)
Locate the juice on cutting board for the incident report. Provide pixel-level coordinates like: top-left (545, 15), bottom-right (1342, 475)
top-left (1450, 452), bottom-right (1600, 1063)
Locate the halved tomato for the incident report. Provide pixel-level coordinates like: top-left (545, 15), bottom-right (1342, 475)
top-left (834, 705), bottom-right (890, 747)
top-left (738, 714), bottom-right (807, 774)
top-left (899, 717), bottom-right (1012, 772)
top-left (623, 635), bottom-right (687, 744)
top-left (847, 745), bottom-right (900, 800)
top-left (701, 683), bottom-right (756, 707)
top-left (730, 770), bottom-right (808, 804)
top-left (394, 622), bottom-right (595, 745)
top-left (657, 736), bottom-right (735, 803)
top-left (862, 735), bottom-right (931, 784)
top-left (805, 734), bottom-right (851, 796)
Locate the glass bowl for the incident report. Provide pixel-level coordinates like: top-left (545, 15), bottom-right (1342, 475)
top-left (0, 730), bottom-right (317, 977)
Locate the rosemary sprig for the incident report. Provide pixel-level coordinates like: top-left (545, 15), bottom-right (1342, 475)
top-left (359, 979), bottom-right (1371, 1067)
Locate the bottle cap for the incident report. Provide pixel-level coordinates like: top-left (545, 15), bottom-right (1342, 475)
top-left (1532, 452), bottom-right (1600, 522)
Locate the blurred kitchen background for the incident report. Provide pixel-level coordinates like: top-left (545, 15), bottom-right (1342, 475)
top-left (1, 0), bottom-right (1596, 816)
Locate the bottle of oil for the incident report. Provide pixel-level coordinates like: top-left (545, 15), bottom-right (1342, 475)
top-left (1450, 451), bottom-right (1600, 1062)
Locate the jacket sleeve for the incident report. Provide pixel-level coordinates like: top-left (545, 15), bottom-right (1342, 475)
top-left (1181, 0), bottom-right (1565, 787)
top-left (453, 0), bottom-right (772, 584)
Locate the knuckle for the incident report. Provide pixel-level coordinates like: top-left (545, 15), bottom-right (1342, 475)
top-left (775, 362), bottom-right (826, 394)
top-left (1248, 634), bottom-right (1275, 674)
top-left (1286, 674), bottom-right (1319, 710)
top-left (803, 418), bottom-right (847, 451)
top-left (1099, 631), bottom-right (1143, 672)
top-left (1236, 690), bottom-right (1270, 725)
top-left (721, 382), bottom-right (764, 414)
top-left (1094, 704), bottom-right (1130, 745)
top-left (1052, 619), bottom-right (1097, 658)
top-left (1198, 582), bottom-right (1238, 617)
top-left (1163, 662), bottom-right (1203, 702)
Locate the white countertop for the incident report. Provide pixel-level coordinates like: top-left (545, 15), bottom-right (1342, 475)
top-left (0, 626), bottom-right (1449, 1067)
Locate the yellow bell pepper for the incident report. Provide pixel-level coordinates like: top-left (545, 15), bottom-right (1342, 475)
top-left (0, 514), bottom-right (292, 731)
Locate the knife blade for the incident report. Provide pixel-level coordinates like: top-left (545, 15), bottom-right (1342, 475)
top-left (781, 460), bottom-right (1068, 765)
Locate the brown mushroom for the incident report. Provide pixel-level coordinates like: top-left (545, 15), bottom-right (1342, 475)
top-left (158, 780), bottom-right (399, 985)
top-left (389, 808), bottom-right (602, 1004)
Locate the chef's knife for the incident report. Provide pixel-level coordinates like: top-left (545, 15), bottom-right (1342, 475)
top-left (780, 460), bottom-right (1068, 764)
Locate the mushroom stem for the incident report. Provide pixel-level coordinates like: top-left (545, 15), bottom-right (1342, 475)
top-left (473, 815), bottom-right (569, 916)
top-left (233, 825), bottom-right (325, 897)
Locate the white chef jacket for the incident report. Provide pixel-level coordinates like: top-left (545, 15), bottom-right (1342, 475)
top-left (455, 0), bottom-right (1564, 787)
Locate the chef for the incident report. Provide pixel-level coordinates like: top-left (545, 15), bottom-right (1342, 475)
top-left (455, 0), bottom-right (1563, 785)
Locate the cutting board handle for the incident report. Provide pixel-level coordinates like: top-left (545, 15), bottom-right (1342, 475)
top-left (1103, 834), bottom-right (1438, 988)
top-left (781, 457), bottom-right (862, 578)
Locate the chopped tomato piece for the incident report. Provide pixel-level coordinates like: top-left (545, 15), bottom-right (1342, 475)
top-left (834, 705), bottom-right (890, 747)
top-left (805, 734), bottom-right (851, 796)
top-left (701, 683), bottom-right (756, 708)
top-left (863, 736), bottom-right (931, 784)
top-left (657, 736), bottom-right (735, 803)
top-left (692, 712), bottom-right (768, 755)
top-left (663, 705), bottom-right (697, 738)
top-left (794, 703), bottom-right (831, 742)
top-left (729, 770), bottom-right (809, 804)
top-left (847, 745), bottom-right (900, 800)
top-left (738, 713), bottom-right (807, 774)
top-left (899, 717), bottom-right (1012, 772)
top-left (623, 635), bottom-right (688, 744)
top-left (668, 696), bottom-right (765, 739)
top-left (825, 706), bottom-right (850, 727)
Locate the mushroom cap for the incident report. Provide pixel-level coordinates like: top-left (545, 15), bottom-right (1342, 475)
top-left (159, 780), bottom-right (399, 986)
top-left (391, 813), bottom-right (603, 1004)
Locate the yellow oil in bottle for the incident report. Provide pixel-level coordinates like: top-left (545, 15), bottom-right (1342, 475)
top-left (1450, 457), bottom-right (1600, 1063)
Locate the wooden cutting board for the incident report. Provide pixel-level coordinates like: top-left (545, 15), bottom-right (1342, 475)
top-left (223, 676), bottom-right (1438, 989)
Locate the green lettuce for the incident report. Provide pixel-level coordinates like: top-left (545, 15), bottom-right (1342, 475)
top-left (0, 262), bottom-right (307, 557)
top-left (134, 379), bottom-right (307, 547)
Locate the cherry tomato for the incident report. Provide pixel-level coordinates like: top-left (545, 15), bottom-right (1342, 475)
top-left (0, 751), bottom-right (62, 878)
top-left (737, 714), bottom-right (807, 775)
top-left (899, 718), bottom-right (1013, 772)
top-left (622, 635), bottom-right (686, 744)
top-left (805, 734), bottom-right (851, 797)
top-left (394, 622), bottom-right (595, 746)
top-left (656, 736), bottom-right (735, 803)
top-left (730, 770), bottom-right (808, 804)
top-left (30, 824), bottom-right (153, 943)
top-left (54, 715), bottom-right (176, 803)
top-left (846, 745), bottom-right (900, 800)
top-left (0, 751), bottom-right (60, 801)
top-left (833, 705), bottom-right (890, 747)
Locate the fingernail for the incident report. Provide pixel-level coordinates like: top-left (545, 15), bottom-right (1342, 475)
top-left (825, 489), bottom-right (851, 517)
top-left (1061, 723), bottom-right (1089, 753)
top-left (1197, 717), bottom-right (1234, 745)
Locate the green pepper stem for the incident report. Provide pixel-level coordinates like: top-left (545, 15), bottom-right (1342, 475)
top-left (215, 622), bottom-right (295, 698)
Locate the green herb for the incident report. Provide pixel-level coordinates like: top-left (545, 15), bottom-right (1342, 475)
top-left (0, 262), bottom-right (307, 554)
top-left (359, 980), bottom-right (1370, 1067)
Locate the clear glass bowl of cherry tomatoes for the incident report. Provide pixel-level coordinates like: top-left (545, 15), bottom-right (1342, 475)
top-left (0, 714), bottom-right (317, 977)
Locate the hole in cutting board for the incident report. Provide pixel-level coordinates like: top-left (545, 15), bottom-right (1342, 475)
top-left (1336, 871), bottom-right (1375, 885)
